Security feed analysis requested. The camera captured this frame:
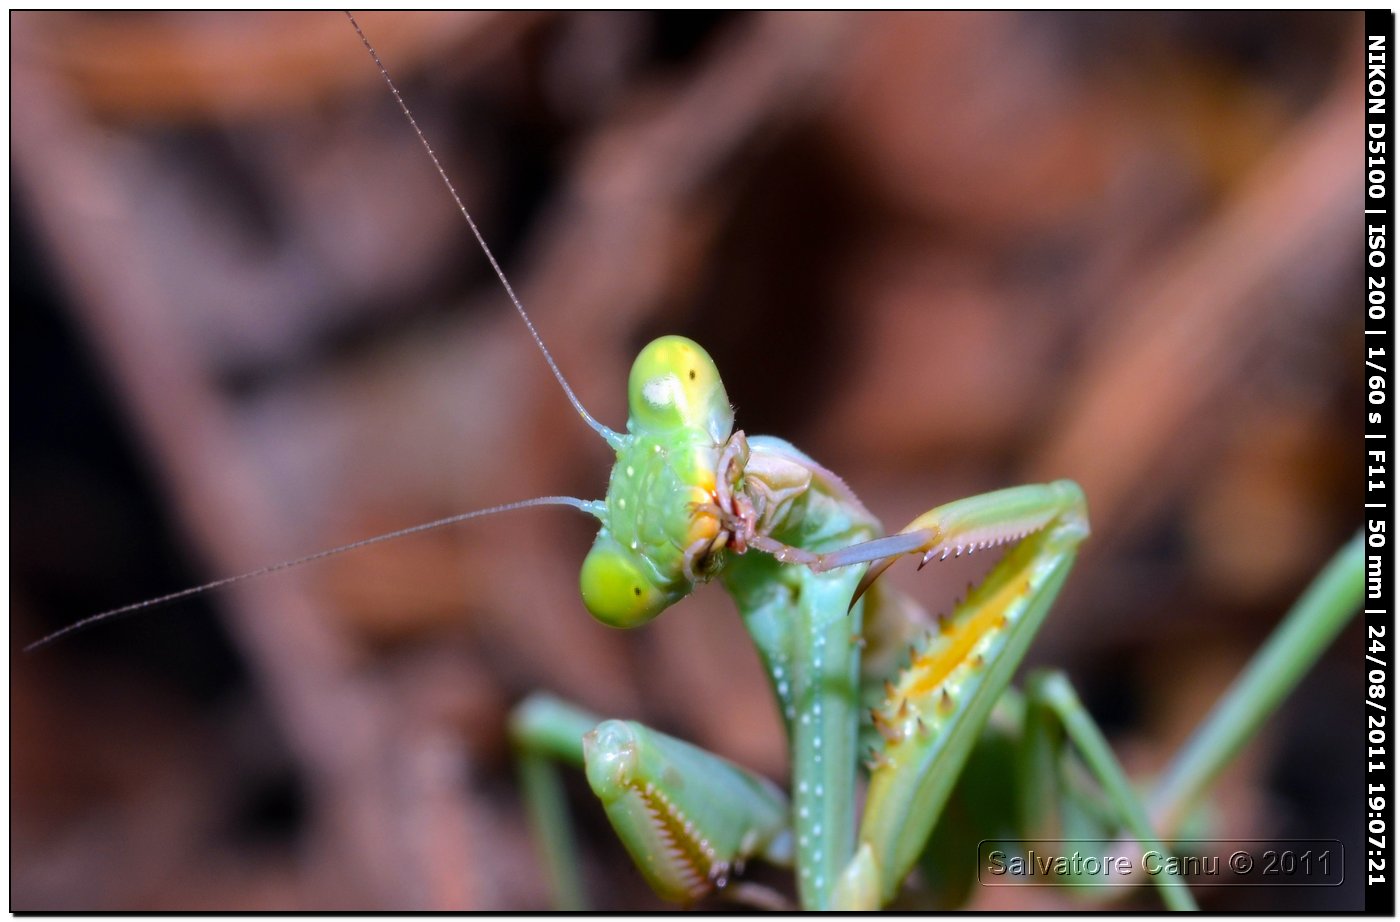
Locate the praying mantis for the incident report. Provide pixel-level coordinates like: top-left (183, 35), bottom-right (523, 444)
top-left (10, 10), bottom-right (1366, 912)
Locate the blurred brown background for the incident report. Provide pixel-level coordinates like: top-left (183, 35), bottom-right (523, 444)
top-left (11, 11), bottom-right (1364, 910)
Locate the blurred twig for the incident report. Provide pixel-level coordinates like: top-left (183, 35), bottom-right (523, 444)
top-left (22, 11), bottom-right (534, 120)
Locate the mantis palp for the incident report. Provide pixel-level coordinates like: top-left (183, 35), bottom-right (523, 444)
top-left (10, 10), bottom-right (1366, 912)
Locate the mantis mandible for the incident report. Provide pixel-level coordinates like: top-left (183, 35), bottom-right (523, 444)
top-left (17, 13), bottom-right (1366, 911)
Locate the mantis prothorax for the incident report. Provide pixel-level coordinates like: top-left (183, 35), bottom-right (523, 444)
top-left (25, 14), bottom-right (1365, 912)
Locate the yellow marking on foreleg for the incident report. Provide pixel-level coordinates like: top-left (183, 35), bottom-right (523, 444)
top-left (902, 577), bottom-right (1031, 701)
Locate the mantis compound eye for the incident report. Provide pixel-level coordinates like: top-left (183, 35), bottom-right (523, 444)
top-left (626, 335), bottom-right (733, 443)
top-left (579, 534), bottom-right (685, 628)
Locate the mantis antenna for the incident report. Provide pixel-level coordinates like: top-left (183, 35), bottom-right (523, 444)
top-left (345, 11), bottom-right (625, 450)
top-left (26, 14), bottom-right (623, 651)
top-left (24, 498), bottom-right (607, 652)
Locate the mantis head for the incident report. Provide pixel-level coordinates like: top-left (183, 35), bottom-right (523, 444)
top-left (579, 336), bottom-right (736, 628)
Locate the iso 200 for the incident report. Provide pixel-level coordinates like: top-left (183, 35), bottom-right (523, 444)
top-left (1261, 850), bottom-right (1331, 876)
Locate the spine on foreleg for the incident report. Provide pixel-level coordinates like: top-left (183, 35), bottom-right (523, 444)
top-left (851, 512), bottom-right (1087, 906)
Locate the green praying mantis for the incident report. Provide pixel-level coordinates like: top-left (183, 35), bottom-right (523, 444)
top-left (20, 13), bottom-right (1366, 911)
top-left (507, 326), bottom-right (1095, 909)
top-left (495, 335), bottom-right (1362, 911)
top-left (344, 16), bottom-right (1365, 910)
